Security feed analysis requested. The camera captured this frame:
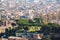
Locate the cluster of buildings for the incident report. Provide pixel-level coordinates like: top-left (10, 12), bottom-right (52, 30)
top-left (1, 9), bottom-right (60, 24)
top-left (0, 20), bottom-right (17, 33)
top-left (0, 0), bottom-right (60, 40)
top-left (8, 34), bottom-right (43, 40)
top-left (0, 0), bottom-right (60, 20)
top-left (0, 7), bottom-right (60, 22)
top-left (41, 13), bottom-right (60, 24)
top-left (0, 33), bottom-right (43, 40)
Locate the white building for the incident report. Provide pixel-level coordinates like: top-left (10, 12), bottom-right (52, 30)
top-left (29, 10), bottom-right (34, 19)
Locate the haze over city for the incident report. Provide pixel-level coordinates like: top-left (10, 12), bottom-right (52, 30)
top-left (0, 0), bottom-right (60, 14)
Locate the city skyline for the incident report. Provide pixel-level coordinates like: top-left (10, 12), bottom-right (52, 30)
top-left (0, 0), bottom-right (60, 14)
top-left (0, 0), bottom-right (60, 20)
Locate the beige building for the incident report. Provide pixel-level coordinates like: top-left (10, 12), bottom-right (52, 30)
top-left (33, 34), bottom-right (43, 40)
top-left (0, 27), bottom-right (6, 33)
top-left (8, 36), bottom-right (28, 40)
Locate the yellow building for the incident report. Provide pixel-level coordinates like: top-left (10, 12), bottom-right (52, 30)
top-left (0, 27), bottom-right (6, 33)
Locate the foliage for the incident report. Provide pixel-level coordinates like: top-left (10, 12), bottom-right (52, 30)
top-left (17, 18), bottom-right (43, 26)
top-left (2, 18), bottom-right (60, 37)
top-left (42, 35), bottom-right (51, 40)
top-left (17, 19), bottom-right (29, 25)
top-left (48, 23), bottom-right (60, 28)
top-left (34, 18), bottom-right (43, 23)
top-left (4, 28), bottom-right (16, 37)
top-left (16, 29), bottom-right (24, 33)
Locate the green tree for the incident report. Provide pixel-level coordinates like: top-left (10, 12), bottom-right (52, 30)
top-left (34, 18), bottom-right (43, 23)
top-left (17, 19), bottom-right (29, 26)
top-left (42, 35), bottom-right (51, 40)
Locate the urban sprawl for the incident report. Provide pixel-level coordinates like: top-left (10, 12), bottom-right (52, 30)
top-left (0, 0), bottom-right (60, 40)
